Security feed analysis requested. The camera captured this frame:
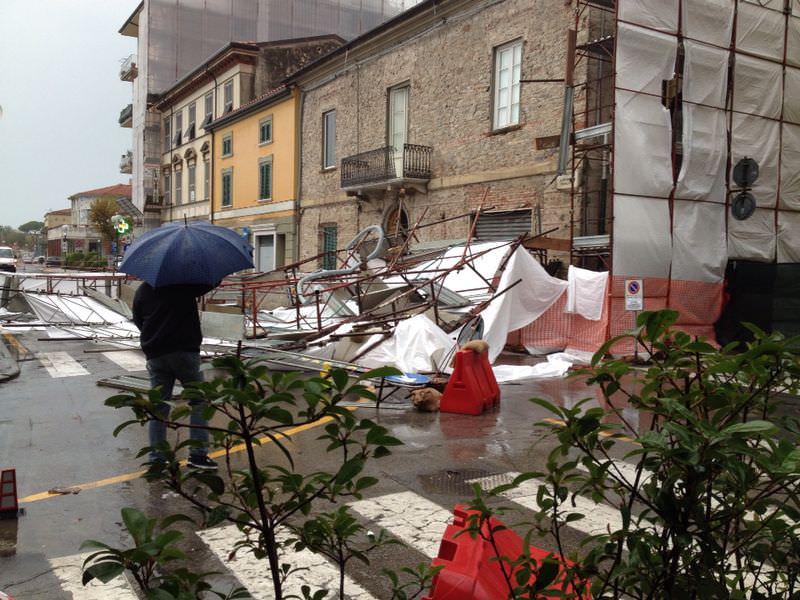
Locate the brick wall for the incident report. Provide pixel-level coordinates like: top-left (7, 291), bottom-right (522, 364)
top-left (298, 0), bottom-right (575, 266)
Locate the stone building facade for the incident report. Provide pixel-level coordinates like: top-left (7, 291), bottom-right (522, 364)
top-left (289, 0), bottom-right (574, 268)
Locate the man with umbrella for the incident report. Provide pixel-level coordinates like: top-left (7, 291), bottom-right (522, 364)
top-left (121, 220), bottom-right (254, 469)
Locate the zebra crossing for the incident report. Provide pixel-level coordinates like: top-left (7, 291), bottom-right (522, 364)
top-left (40, 470), bottom-right (639, 599)
top-left (31, 349), bottom-right (147, 378)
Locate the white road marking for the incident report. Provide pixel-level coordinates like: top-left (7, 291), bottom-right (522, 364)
top-left (467, 472), bottom-right (625, 536)
top-left (348, 491), bottom-right (454, 558)
top-left (198, 525), bottom-right (377, 600)
top-left (36, 351), bottom-right (90, 378)
top-left (49, 553), bottom-right (139, 599)
top-left (102, 350), bottom-right (147, 372)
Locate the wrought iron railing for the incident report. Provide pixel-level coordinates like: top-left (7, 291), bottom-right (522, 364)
top-left (341, 144), bottom-right (432, 188)
top-left (119, 54), bottom-right (137, 80)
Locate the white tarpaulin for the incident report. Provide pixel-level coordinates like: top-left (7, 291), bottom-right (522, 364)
top-left (682, 41), bottom-right (729, 109)
top-left (789, 14), bottom-right (800, 67)
top-left (480, 247), bottom-right (568, 364)
top-left (565, 266), bottom-right (608, 321)
top-left (614, 91), bottom-right (674, 197)
top-left (676, 105), bottom-right (728, 201)
top-left (612, 195), bottom-right (672, 278)
top-left (671, 200), bottom-right (727, 282)
top-left (731, 114), bottom-right (779, 209)
top-left (785, 67), bottom-right (800, 124)
top-left (682, 0), bottom-right (734, 48)
top-left (781, 123), bottom-right (800, 210)
top-left (733, 54), bottom-right (783, 119)
top-left (736, 1), bottom-right (786, 62)
top-left (778, 211), bottom-right (800, 263)
top-left (616, 23), bottom-right (678, 95)
top-left (728, 207), bottom-right (776, 261)
top-left (618, 0), bottom-right (678, 34)
top-left (357, 313), bottom-right (453, 373)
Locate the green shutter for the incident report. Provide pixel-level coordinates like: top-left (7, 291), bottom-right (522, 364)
top-left (322, 226), bottom-right (337, 270)
top-left (259, 161), bottom-right (271, 200)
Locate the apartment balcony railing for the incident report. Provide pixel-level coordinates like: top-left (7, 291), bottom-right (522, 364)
top-left (119, 104), bottom-right (133, 127)
top-left (341, 144), bottom-right (432, 191)
top-left (120, 54), bottom-right (138, 81)
top-left (119, 151), bottom-right (133, 174)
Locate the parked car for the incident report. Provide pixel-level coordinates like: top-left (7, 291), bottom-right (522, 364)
top-left (0, 246), bottom-right (17, 273)
top-left (45, 256), bottom-right (63, 268)
top-left (34, 255), bottom-right (45, 264)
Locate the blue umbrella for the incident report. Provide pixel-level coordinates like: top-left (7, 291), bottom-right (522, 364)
top-left (119, 220), bottom-right (253, 287)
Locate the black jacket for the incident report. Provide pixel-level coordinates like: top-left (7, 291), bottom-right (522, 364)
top-left (132, 283), bottom-right (213, 359)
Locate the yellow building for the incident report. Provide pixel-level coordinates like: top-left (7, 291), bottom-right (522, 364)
top-left (208, 86), bottom-right (298, 272)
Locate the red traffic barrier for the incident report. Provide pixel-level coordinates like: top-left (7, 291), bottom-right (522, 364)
top-left (423, 505), bottom-right (590, 600)
top-left (0, 469), bottom-right (18, 519)
top-left (440, 349), bottom-right (500, 415)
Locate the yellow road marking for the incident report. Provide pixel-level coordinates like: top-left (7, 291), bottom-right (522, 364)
top-left (2, 331), bottom-right (29, 359)
top-left (19, 415), bottom-right (341, 504)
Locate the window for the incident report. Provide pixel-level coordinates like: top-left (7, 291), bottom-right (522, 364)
top-left (222, 133), bottom-right (233, 157)
top-left (322, 110), bottom-right (336, 169)
top-left (202, 92), bottom-right (214, 129)
top-left (186, 102), bottom-right (196, 141)
top-left (259, 156), bottom-right (272, 201)
top-left (188, 164), bottom-right (196, 202)
top-left (321, 225), bottom-right (338, 269)
top-left (221, 168), bottom-right (233, 207)
top-left (203, 158), bottom-right (210, 200)
top-left (388, 85), bottom-right (409, 176)
top-left (492, 39), bottom-right (522, 130)
top-left (174, 170), bottom-right (182, 205)
top-left (163, 118), bottom-right (171, 150)
top-left (163, 172), bottom-right (171, 204)
top-left (223, 80), bottom-right (233, 113)
top-left (259, 116), bottom-right (273, 145)
top-left (173, 111), bottom-right (183, 146)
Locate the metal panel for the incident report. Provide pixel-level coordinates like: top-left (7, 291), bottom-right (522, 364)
top-left (475, 210), bottom-right (532, 241)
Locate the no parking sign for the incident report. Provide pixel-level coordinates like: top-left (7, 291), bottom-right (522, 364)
top-left (625, 279), bottom-right (643, 311)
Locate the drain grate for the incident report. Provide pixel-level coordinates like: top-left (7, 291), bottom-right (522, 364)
top-left (419, 469), bottom-right (515, 495)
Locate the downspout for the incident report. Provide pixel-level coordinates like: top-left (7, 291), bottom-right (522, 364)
top-left (207, 67), bottom-right (219, 224)
top-left (295, 86), bottom-right (304, 264)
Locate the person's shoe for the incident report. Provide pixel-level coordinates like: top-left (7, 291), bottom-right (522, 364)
top-left (186, 455), bottom-right (218, 470)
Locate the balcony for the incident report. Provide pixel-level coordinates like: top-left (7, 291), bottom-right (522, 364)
top-left (119, 151), bottom-right (133, 174)
top-left (119, 54), bottom-right (138, 81)
top-left (119, 104), bottom-right (133, 128)
top-left (341, 144), bottom-right (432, 194)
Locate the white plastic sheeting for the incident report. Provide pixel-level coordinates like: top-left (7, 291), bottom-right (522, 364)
top-left (778, 211), bottom-right (800, 262)
top-left (682, 0), bottom-right (734, 48)
top-left (728, 208), bottom-right (777, 261)
top-left (736, 1), bottom-right (786, 62)
top-left (730, 114), bottom-right (780, 208)
top-left (616, 23), bottom-right (678, 95)
top-left (672, 201), bottom-right (728, 282)
top-left (676, 105), bottom-right (728, 201)
top-left (789, 15), bottom-right (800, 67)
top-left (682, 42), bottom-right (729, 109)
top-left (786, 68), bottom-right (800, 124)
top-left (612, 195), bottom-right (673, 278)
top-left (733, 54), bottom-right (784, 120)
top-left (565, 266), bottom-right (608, 321)
top-left (480, 247), bottom-right (568, 364)
top-left (618, 0), bottom-right (678, 34)
top-left (781, 123), bottom-right (800, 210)
top-left (358, 313), bottom-right (453, 374)
top-left (614, 91), bottom-right (674, 197)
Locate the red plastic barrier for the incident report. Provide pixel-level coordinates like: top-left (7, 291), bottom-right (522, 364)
top-left (479, 350), bottom-right (500, 406)
top-left (440, 350), bottom-right (498, 415)
top-left (423, 505), bottom-right (590, 600)
top-left (0, 469), bottom-right (18, 518)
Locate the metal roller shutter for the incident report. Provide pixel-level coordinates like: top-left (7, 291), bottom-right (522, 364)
top-left (475, 209), bottom-right (532, 241)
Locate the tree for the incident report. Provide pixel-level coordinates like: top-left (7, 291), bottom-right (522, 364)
top-left (88, 195), bottom-right (122, 255)
top-left (18, 220), bottom-right (43, 233)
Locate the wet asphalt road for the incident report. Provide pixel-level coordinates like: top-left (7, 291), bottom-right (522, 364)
top-left (0, 328), bottom-right (612, 598)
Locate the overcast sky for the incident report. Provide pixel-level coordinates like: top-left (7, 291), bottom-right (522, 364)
top-left (0, 0), bottom-right (137, 229)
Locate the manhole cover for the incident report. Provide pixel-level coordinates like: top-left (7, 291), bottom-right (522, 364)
top-left (419, 469), bottom-right (515, 495)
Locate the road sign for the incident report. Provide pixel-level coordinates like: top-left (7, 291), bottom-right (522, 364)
top-left (625, 279), bottom-right (643, 311)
